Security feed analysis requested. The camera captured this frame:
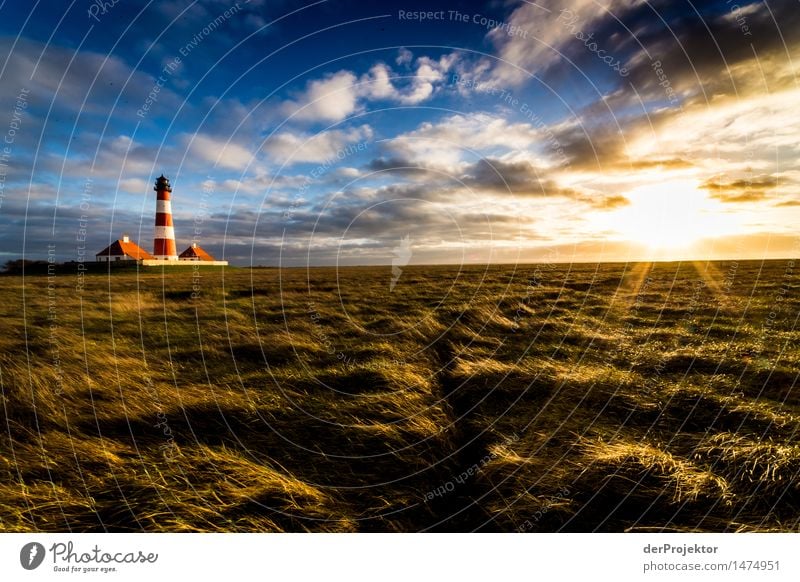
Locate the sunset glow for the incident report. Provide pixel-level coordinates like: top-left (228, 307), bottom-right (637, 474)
top-left (598, 180), bottom-right (742, 251)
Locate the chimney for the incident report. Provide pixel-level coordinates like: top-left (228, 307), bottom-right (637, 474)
top-left (153, 175), bottom-right (178, 260)
top-left (122, 234), bottom-right (130, 243)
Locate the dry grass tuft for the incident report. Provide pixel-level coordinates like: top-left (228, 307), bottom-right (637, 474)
top-left (581, 439), bottom-right (729, 503)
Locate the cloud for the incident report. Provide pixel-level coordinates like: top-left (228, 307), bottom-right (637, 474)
top-left (583, 193), bottom-right (630, 210)
top-left (547, 75), bottom-right (800, 181)
top-left (35, 133), bottom-right (177, 184)
top-left (0, 36), bottom-right (188, 185)
top-left (622, 0), bottom-right (800, 103)
top-left (458, 158), bottom-right (631, 212)
top-left (185, 133), bottom-right (255, 170)
top-left (364, 156), bottom-right (439, 179)
top-left (396, 48), bottom-right (413, 66)
top-left (282, 70), bottom-right (360, 123)
top-left (270, 184), bottom-right (535, 264)
top-left (637, 86), bottom-right (800, 167)
top-left (204, 173), bottom-right (303, 197)
top-left (485, 0), bottom-right (634, 86)
top-left (359, 64), bottom-right (395, 100)
top-left (701, 174), bottom-right (780, 203)
top-left (263, 125), bottom-right (373, 165)
top-left (0, 37), bottom-right (182, 119)
top-left (382, 112), bottom-right (542, 168)
top-left (535, 119), bottom-right (621, 171)
top-left (279, 51), bottom-right (460, 123)
top-left (462, 158), bottom-right (548, 195)
top-left (623, 158), bottom-right (694, 171)
top-left (118, 178), bottom-right (150, 195)
top-left (4, 2), bottom-right (799, 267)
top-left (395, 53), bottom-right (458, 105)
top-left (477, 0), bottom-right (799, 127)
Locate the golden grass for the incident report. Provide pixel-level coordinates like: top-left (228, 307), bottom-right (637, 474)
top-left (582, 438), bottom-right (729, 503)
top-left (1, 260), bottom-right (799, 531)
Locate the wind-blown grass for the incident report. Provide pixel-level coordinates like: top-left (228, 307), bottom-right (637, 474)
top-left (1, 260), bottom-right (798, 531)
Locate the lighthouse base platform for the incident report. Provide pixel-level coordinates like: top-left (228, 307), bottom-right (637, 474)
top-left (141, 259), bottom-right (229, 267)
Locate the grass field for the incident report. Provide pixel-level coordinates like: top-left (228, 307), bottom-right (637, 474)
top-left (1, 259), bottom-right (799, 532)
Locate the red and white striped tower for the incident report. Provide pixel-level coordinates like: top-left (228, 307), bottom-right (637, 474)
top-left (153, 174), bottom-right (178, 260)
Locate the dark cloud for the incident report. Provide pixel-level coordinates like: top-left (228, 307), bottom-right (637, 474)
top-left (547, 123), bottom-right (627, 171)
top-left (624, 158), bottom-right (693, 170)
top-left (705, 175), bottom-right (779, 191)
top-left (701, 173), bottom-right (780, 203)
top-left (462, 158), bottom-right (538, 192)
top-left (534, 0), bottom-right (800, 175)
top-left (584, 194), bottom-right (630, 210)
top-left (459, 213), bottom-right (524, 224)
top-left (707, 190), bottom-right (766, 203)
top-left (364, 156), bottom-right (436, 176)
top-left (547, 108), bottom-right (691, 172)
top-left (459, 158), bottom-right (576, 197)
top-left (615, 0), bottom-right (800, 103)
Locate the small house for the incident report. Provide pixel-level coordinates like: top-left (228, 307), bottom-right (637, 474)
top-left (96, 235), bottom-right (154, 262)
top-left (179, 243), bottom-right (217, 261)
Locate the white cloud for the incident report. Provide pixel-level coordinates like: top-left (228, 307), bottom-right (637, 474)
top-left (335, 167), bottom-right (361, 178)
top-left (283, 70), bottom-right (359, 123)
top-left (359, 64), bottom-right (395, 100)
top-left (263, 125), bottom-right (373, 164)
top-left (185, 133), bottom-right (254, 170)
top-left (625, 87), bottom-right (800, 166)
top-left (384, 113), bottom-right (542, 167)
top-left (397, 53), bottom-right (458, 105)
top-left (279, 51), bottom-right (461, 123)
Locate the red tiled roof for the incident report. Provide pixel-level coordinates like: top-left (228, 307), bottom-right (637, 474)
top-left (96, 239), bottom-right (154, 260)
top-left (179, 244), bottom-right (216, 261)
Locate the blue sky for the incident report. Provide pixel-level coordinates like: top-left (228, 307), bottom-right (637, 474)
top-left (0, 0), bottom-right (798, 266)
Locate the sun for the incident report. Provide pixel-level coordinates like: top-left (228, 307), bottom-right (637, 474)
top-left (599, 179), bottom-right (738, 252)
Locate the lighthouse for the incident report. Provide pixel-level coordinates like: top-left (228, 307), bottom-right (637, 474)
top-left (153, 175), bottom-right (178, 260)
top-left (95, 173), bottom-right (227, 267)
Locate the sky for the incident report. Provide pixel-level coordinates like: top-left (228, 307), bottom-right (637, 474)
top-left (0, 0), bottom-right (797, 266)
